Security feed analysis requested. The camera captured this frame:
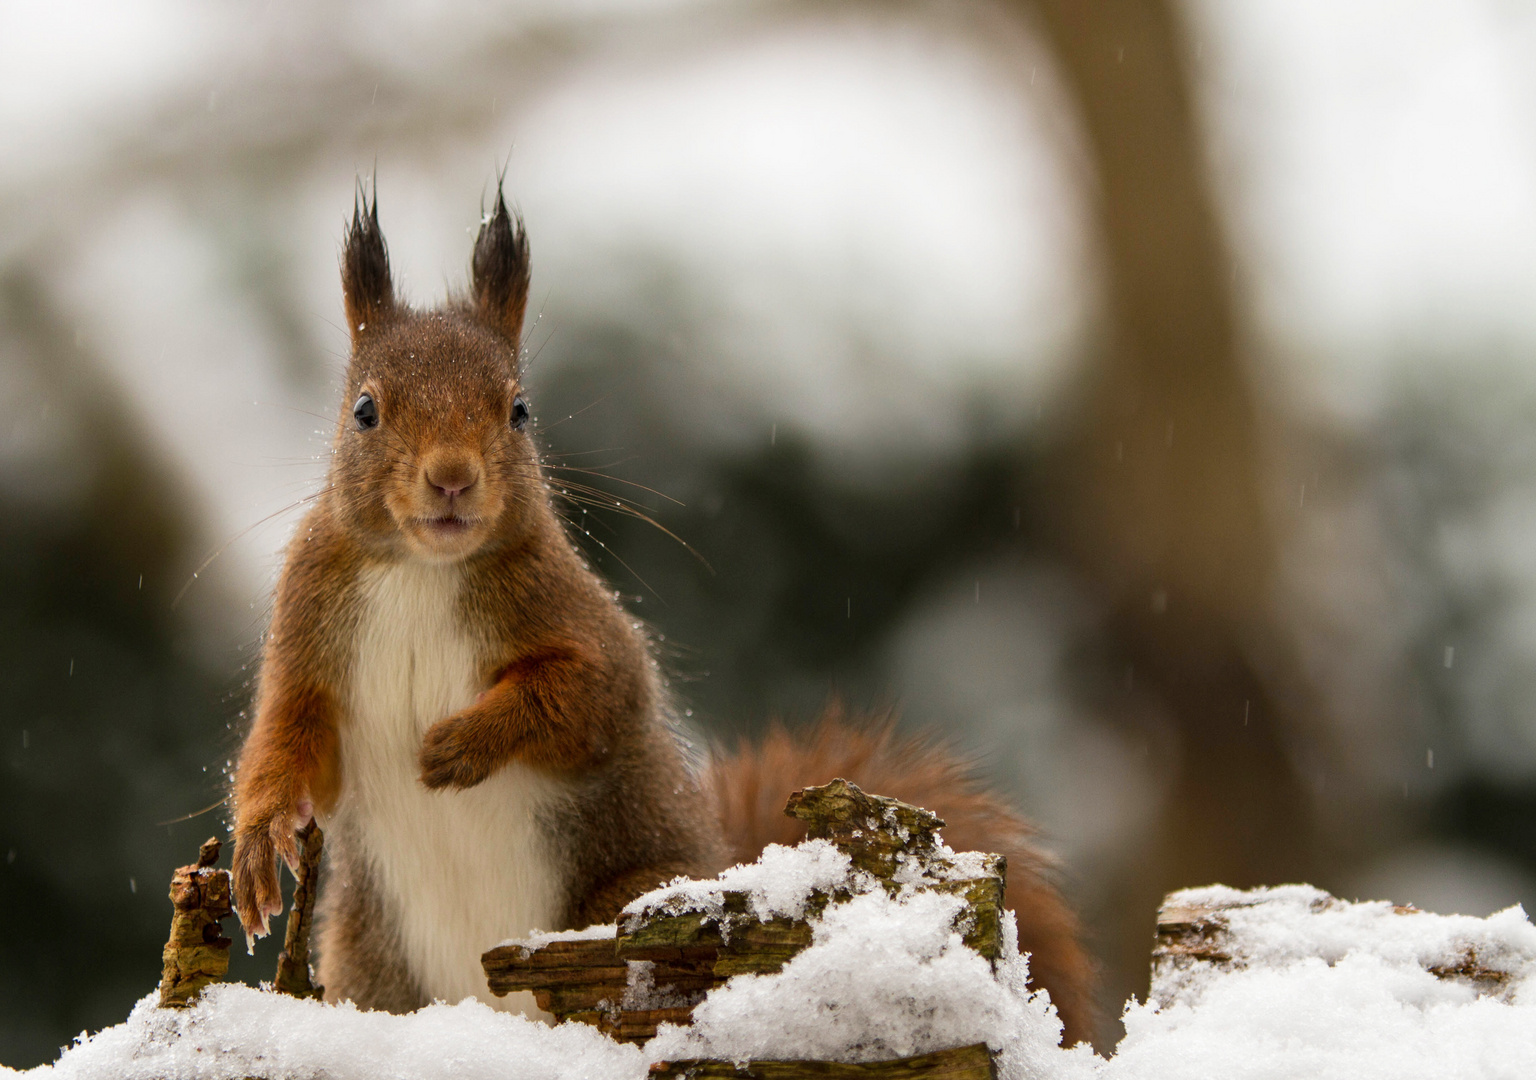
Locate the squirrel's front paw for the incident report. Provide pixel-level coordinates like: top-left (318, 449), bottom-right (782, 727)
top-left (419, 714), bottom-right (496, 790)
top-left (230, 802), bottom-right (309, 946)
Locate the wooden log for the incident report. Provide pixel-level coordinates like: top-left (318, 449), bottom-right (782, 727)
top-left (483, 937), bottom-right (628, 998)
top-left (618, 894), bottom-right (814, 976)
top-left (273, 821), bottom-right (324, 999)
top-left (482, 782), bottom-right (1010, 1045)
top-left (483, 934), bottom-right (722, 1041)
top-left (619, 781), bottom-right (1006, 970)
top-left (1151, 888), bottom-right (1528, 1007)
top-left (650, 1043), bottom-right (996, 1080)
top-left (606, 1005), bottom-right (701, 1042)
top-left (158, 837), bottom-right (233, 1008)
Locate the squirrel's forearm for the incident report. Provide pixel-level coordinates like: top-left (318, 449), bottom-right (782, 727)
top-left (235, 682), bottom-right (342, 820)
top-left (422, 642), bottom-right (629, 783)
top-left (493, 644), bottom-right (630, 769)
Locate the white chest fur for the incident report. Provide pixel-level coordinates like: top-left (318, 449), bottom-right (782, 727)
top-left (337, 560), bottom-right (564, 1010)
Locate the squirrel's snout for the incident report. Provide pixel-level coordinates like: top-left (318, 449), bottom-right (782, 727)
top-left (424, 456), bottom-right (481, 500)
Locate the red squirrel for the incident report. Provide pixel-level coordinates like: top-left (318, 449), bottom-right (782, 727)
top-left (230, 184), bottom-right (1095, 1045)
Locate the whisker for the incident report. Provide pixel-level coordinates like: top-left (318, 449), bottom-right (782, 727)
top-left (537, 396), bottom-right (609, 433)
top-left (518, 287), bottom-right (555, 374)
top-left (539, 447), bottom-right (628, 461)
top-left (543, 464), bottom-right (684, 506)
top-left (254, 401), bottom-right (338, 427)
top-left (548, 485), bottom-right (712, 573)
top-left (172, 491), bottom-right (326, 609)
top-left (156, 795), bottom-right (230, 827)
top-left (551, 505), bottom-right (666, 603)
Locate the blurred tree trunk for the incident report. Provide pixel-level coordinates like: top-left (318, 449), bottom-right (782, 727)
top-left (1016, 0), bottom-right (1317, 1029)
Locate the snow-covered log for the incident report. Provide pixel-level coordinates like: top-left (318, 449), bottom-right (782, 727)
top-left (1151, 884), bottom-right (1533, 1008)
top-left (11, 786), bottom-right (1536, 1079)
top-left (482, 778), bottom-right (1008, 1053)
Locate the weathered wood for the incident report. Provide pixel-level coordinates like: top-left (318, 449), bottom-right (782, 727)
top-left (1151, 889), bottom-right (1530, 1007)
top-left (158, 837), bottom-right (234, 1008)
top-left (618, 781), bottom-right (1005, 968)
top-left (484, 936), bottom-right (628, 996)
top-left (650, 1043), bottom-right (996, 1080)
top-left (931, 875), bottom-right (1006, 963)
top-left (483, 936), bottom-right (719, 1039)
top-left (785, 778), bottom-right (945, 877)
top-left (619, 894), bottom-right (817, 976)
top-left (273, 821), bottom-right (324, 999)
top-left (483, 782), bottom-right (1009, 1046)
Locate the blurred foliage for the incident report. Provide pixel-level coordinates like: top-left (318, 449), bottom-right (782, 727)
top-left (532, 319), bottom-right (1046, 735)
top-left (0, 275), bottom-right (286, 1067)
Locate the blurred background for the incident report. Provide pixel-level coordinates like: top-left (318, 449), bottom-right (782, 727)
top-left (5, 0), bottom-right (1536, 1063)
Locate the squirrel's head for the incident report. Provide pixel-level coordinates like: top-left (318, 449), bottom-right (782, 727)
top-left (327, 182), bottom-right (540, 563)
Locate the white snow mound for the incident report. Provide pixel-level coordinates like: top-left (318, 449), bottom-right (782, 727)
top-left (8, 873), bottom-right (1536, 1080)
top-left (645, 889), bottom-right (1096, 1080)
top-left (8, 984), bottom-right (644, 1080)
top-left (622, 838), bottom-right (861, 923)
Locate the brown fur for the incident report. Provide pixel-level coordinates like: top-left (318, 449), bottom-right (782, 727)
top-left (315, 835), bottom-right (428, 1013)
top-left (232, 184), bottom-right (1093, 1047)
top-left (232, 186), bottom-right (720, 946)
top-left (709, 710), bottom-right (1097, 1047)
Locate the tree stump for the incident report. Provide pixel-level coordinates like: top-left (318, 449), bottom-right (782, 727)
top-left (158, 837), bottom-right (233, 1008)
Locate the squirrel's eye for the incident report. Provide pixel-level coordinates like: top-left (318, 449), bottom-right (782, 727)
top-left (511, 396), bottom-right (530, 431)
top-left (353, 393), bottom-right (379, 430)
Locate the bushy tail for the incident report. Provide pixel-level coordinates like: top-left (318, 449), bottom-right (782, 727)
top-left (706, 707), bottom-right (1097, 1048)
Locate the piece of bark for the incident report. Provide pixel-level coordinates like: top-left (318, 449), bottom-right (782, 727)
top-left (784, 778), bottom-right (945, 879)
top-left (650, 1043), bottom-right (996, 1080)
top-left (273, 821), bottom-right (325, 999)
top-left (158, 837), bottom-right (233, 1008)
top-left (483, 936), bottom-right (718, 1042)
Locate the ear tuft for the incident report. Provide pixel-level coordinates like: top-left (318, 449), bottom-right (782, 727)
top-left (471, 181), bottom-right (531, 354)
top-left (341, 178), bottom-right (395, 345)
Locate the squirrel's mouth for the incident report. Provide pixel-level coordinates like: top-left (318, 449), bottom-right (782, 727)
top-left (418, 515), bottom-right (477, 538)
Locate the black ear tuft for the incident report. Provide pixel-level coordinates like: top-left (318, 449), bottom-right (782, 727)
top-left (471, 181), bottom-right (531, 354)
top-left (341, 178), bottom-right (396, 345)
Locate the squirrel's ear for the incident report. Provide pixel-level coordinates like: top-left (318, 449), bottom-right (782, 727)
top-left (341, 181), bottom-right (396, 346)
top-left (471, 183), bottom-right (530, 355)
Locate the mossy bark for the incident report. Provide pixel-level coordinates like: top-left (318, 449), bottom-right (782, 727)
top-left (483, 780), bottom-right (1007, 1044)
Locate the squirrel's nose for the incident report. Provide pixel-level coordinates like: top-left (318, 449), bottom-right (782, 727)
top-left (425, 459), bottom-right (480, 499)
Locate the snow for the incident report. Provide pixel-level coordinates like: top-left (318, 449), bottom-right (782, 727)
top-left (646, 890), bottom-right (1095, 1080)
top-left (621, 838), bottom-right (861, 924)
top-left (1107, 954), bottom-right (1536, 1080)
top-left (496, 923), bottom-right (617, 951)
top-left (4, 984), bottom-right (644, 1080)
top-left (620, 836), bottom-right (1000, 929)
top-left (1100, 886), bottom-right (1536, 1080)
top-left (1149, 885), bottom-right (1536, 1009)
top-left (893, 847), bottom-right (1001, 887)
top-left (8, 867), bottom-right (1536, 1079)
